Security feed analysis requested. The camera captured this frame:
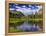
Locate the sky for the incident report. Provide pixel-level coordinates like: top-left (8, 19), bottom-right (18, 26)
top-left (9, 3), bottom-right (42, 15)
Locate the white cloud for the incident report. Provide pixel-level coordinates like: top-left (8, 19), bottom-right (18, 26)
top-left (29, 5), bottom-right (32, 7)
top-left (16, 8), bottom-right (32, 15)
top-left (16, 8), bottom-right (23, 12)
top-left (9, 8), bottom-right (15, 10)
top-left (22, 5), bottom-right (26, 8)
top-left (37, 6), bottom-right (42, 9)
top-left (36, 6), bottom-right (42, 12)
top-left (28, 8), bottom-right (31, 9)
top-left (10, 5), bottom-right (43, 15)
top-left (32, 6), bottom-right (42, 14)
top-left (15, 6), bottom-right (21, 8)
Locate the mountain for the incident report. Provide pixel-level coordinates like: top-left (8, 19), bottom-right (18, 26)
top-left (38, 9), bottom-right (43, 14)
top-left (9, 10), bottom-right (24, 18)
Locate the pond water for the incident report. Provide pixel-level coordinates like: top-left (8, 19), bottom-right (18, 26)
top-left (9, 21), bottom-right (42, 32)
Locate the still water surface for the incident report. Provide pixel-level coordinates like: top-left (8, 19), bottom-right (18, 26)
top-left (9, 21), bottom-right (42, 32)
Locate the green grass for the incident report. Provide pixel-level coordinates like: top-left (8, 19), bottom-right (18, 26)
top-left (9, 28), bottom-right (24, 33)
top-left (9, 18), bottom-right (25, 23)
top-left (9, 17), bottom-right (43, 23)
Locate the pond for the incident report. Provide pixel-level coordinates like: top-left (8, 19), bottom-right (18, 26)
top-left (9, 21), bottom-right (43, 32)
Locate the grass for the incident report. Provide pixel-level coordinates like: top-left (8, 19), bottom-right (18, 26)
top-left (9, 17), bottom-right (43, 23)
top-left (9, 28), bottom-right (24, 33)
top-left (9, 18), bottom-right (25, 23)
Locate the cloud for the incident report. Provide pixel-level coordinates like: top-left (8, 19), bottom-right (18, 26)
top-left (32, 6), bottom-right (42, 14)
top-left (29, 5), bottom-right (32, 7)
top-left (10, 8), bottom-right (15, 10)
top-left (22, 5), bottom-right (26, 8)
top-left (17, 6), bottom-right (42, 15)
top-left (36, 6), bottom-right (42, 12)
top-left (37, 6), bottom-right (42, 9)
top-left (15, 6), bottom-right (21, 8)
top-left (10, 4), bottom-right (42, 15)
top-left (16, 8), bottom-right (32, 15)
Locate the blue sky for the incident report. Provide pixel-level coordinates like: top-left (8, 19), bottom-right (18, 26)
top-left (9, 3), bottom-right (42, 15)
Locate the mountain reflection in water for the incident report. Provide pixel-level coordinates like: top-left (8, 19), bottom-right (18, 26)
top-left (16, 21), bottom-right (41, 32)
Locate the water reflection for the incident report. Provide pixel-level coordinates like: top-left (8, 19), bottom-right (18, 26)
top-left (16, 21), bottom-right (41, 32)
top-left (9, 21), bottom-right (42, 32)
